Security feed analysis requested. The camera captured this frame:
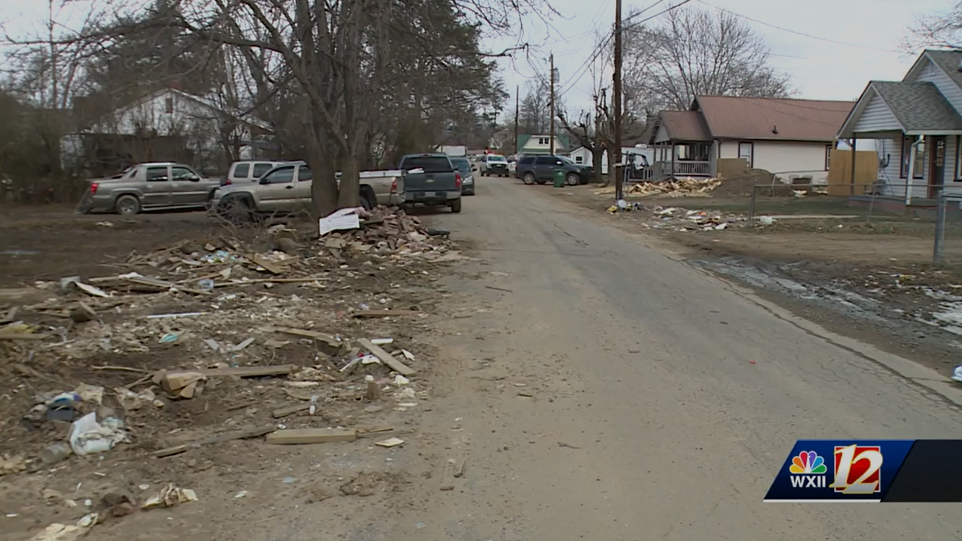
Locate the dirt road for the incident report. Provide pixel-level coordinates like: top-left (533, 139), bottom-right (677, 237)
top-left (393, 179), bottom-right (962, 540)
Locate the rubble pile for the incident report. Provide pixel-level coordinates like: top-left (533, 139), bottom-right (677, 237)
top-left (595, 177), bottom-right (722, 198)
top-left (0, 206), bottom-right (462, 535)
top-left (605, 201), bottom-right (749, 232)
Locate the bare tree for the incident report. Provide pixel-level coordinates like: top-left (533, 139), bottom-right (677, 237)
top-left (519, 79), bottom-right (549, 134)
top-left (903, 2), bottom-right (962, 50)
top-left (624, 6), bottom-right (792, 111)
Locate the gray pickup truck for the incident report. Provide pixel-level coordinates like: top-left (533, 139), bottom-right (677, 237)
top-left (77, 162), bottom-right (220, 215)
top-left (399, 153), bottom-right (462, 213)
top-left (209, 161), bottom-right (404, 222)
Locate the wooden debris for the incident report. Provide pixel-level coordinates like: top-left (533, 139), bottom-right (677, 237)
top-left (198, 365), bottom-right (295, 378)
top-left (75, 282), bottom-right (109, 298)
top-left (484, 285), bottom-right (512, 293)
top-left (265, 428), bottom-right (357, 445)
top-left (454, 459), bottom-right (467, 478)
top-left (274, 327), bottom-right (342, 355)
top-left (154, 424), bottom-right (277, 458)
top-left (250, 254), bottom-right (284, 275)
top-left (271, 403), bottom-right (312, 419)
top-left (69, 302), bottom-right (97, 323)
top-left (439, 485), bottom-right (455, 491)
top-left (356, 426), bottom-right (394, 437)
top-left (91, 366), bottom-right (148, 374)
top-left (357, 338), bottom-right (415, 376)
top-left (354, 309), bottom-right (423, 318)
top-left (160, 371), bottom-right (206, 399)
top-left (0, 332), bottom-right (51, 341)
top-left (0, 307), bottom-right (17, 324)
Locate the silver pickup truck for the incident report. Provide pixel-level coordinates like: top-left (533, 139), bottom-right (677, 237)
top-left (209, 161), bottom-right (404, 222)
top-left (77, 162), bottom-right (220, 215)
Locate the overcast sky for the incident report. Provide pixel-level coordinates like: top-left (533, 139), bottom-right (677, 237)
top-left (485, 0), bottom-right (958, 116)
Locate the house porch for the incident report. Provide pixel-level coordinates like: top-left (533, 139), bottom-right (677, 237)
top-left (650, 141), bottom-right (714, 179)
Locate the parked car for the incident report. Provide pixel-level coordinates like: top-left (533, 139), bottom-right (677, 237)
top-left (221, 160), bottom-right (289, 186)
top-left (450, 157), bottom-right (475, 196)
top-left (515, 155), bottom-right (592, 186)
top-left (77, 162), bottom-right (220, 216)
top-left (399, 153), bottom-right (462, 213)
top-left (210, 161), bottom-right (404, 222)
top-left (479, 154), bottom-right (509, 177)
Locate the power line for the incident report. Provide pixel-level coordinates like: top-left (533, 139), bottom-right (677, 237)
top-left (556, 0), bottom-right (693, 100)
top-left (694, 0), bottom-right (901, 54)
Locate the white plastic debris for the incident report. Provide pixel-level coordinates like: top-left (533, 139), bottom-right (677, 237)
top-left (394, 375), bottom-right (410, 387)
top-left (952, 365), bottom-right (962, 382)
top-left (318, 207), bottom-right (365, 236)
top-left (68, 413), bottom-right (128, 456)
top-left (758, 216), bottom-right (776, 225)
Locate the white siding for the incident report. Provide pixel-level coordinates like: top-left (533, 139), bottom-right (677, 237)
top-left (852, 91), bottom-right (902, 133)
top-left (752, 141), bottom-right (839, 184)
top-left (521, 135), bottom-right (566, 154)
top-left (913, 61), bottom-right (962, 116)
top-left (718, 141), bottom-right (739, 159)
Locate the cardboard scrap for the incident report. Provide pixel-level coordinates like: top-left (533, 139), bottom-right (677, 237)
top-left (142, 483), bottom-right (198, 509)
top-left (375, 437), bottom-right (404, 448)
top-left (159, 371), bottom-right (206, 399)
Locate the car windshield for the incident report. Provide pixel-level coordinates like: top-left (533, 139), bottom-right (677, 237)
top-left (452, 159), bottom-right (471, 173)
top-left (488, 155), bottom-right (507, 162)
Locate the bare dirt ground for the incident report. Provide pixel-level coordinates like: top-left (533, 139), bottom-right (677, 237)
top-left (542, 183), bottom-right (962, 377)
top-left (0, 205), bottom-right (478, 541)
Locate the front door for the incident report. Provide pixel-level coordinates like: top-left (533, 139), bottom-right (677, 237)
top-left (142, 165), bottom-right (171, 207)
top-left (170, 165), bottom-right (204, 206)
top-left (257, 165), bottom-right (296, 212)
top-left (930, 136), bottom-right (946, 199)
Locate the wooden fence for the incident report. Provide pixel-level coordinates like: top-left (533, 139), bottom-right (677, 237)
top-left (826, 149), bottom-right (878, 196)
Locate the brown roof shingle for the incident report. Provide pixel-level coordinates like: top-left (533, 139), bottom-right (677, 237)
top-left (694, 96), bottom-right (854, 142)
top-left (659, 111), bottom-right (711, 141)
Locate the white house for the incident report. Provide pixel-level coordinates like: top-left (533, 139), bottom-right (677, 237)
top-left (62, 87), bottom-right (273, 175)
top-left (568, 146), bottom-right (654, 174)
top-left (838, 49), bottom-right (962, 203)
top-left (516, 134), bottom-right (570, 156)
top-left (649, 96), bottom-right (856, 182)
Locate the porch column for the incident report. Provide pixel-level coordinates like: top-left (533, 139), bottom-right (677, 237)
top-left (671, 143), bottom-right (676, 178)
top-left (850, 135), bottom-right (857, 195)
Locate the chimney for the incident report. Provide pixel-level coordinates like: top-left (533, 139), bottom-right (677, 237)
top-left (169, 78), bottom-right (182, 91)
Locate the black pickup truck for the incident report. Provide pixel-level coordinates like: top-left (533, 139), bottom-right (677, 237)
top-left (399, 153), bottom-right (463, 213)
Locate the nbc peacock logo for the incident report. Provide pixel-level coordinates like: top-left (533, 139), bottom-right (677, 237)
top-left (788, 450), bottom-right (827, 488)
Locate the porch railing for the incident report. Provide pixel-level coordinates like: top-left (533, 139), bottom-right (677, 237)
top-left (652, 160), bottom-right (712, 177)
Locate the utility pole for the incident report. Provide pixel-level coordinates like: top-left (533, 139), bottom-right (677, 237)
top-left (613, 0), bottom-right (623, 200)
top-left (514, 85), bottom-right (520, 158)
top-left (549, 53), bottom-right (556, 156)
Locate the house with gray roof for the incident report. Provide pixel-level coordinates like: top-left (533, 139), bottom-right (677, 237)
top-left (838, 49), bottom-right (962, 202)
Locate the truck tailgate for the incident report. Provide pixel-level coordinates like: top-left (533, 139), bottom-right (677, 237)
top-left (399, 155), bottom-right (458, 193)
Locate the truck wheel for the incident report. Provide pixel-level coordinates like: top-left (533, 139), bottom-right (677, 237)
top-left (115, 195), bottom-right (140, 216)
top-left (221, 197), bottom-right (252, 224)
top-left (450, 199), bottom-right (462, 213)
top-left (522, 173), bottom-right (535, 185)
top-left (566, 173), bottom-right (580, 186)
top-left (360, 192), bottom-right (374, 211)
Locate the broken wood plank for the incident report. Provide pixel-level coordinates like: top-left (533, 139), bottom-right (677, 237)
top-left (154, 424), bottom-right (276, 458)
top-left (274, 327), bottom-right (337, 341)
top-left (0, 333), bottom-right (51, 341)
top-left (356, 426), bottom-right (394, 437)
top-left (222, 277), bottom-right (326, 286)
top-left (265, 428), bottom-right (357, 445)
top-left (198, 365), bottom-right (295, 378)
top-left (250, 255), bottom-right (284, 275)
top-left (271, 403), bottom-right (312, 418)
top-left (75, 282), bottom-right (109, 298)
top-left (0, 307), bottom-right (17, 324)
top-left (354, 310), bottom-right (424, 318)
top-left (357, 338), bottom-right (415, 376)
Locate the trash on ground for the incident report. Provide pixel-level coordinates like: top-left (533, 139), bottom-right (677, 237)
top-left (142, 483), bottom-right (198, 509)
top-left (375, 437), bottom-right (405, 448)
top-left (68, 412), bottom-right (128, 456)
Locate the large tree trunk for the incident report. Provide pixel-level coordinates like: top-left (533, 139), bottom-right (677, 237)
top-left (591, 145), bottom-right (604, 184)
top-left (337, 154), bottom-right (361, 209)
top-left (308, 143), bottom-right (338, 217)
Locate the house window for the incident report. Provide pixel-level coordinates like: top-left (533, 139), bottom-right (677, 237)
top-left (538, 137), bottom-right (549, 145)
top-left (164, 97), bottom-right (173, 114)
top-left (575, 156), bottom-right (583, 164)
top-left (738, 142), bottom-right (754, 168)
top-left (825, 144), bottom-right (832, 171)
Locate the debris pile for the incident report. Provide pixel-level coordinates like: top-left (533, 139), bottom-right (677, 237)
top-left (0, 206), bottom-right (459, 535)
top-left (595, 177), bottom-right (722, 198)
top-left (646, 205), bottom-right (748, 232)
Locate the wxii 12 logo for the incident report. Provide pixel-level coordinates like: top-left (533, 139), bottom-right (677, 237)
top-left (788, 445), bottom-right (883, 494)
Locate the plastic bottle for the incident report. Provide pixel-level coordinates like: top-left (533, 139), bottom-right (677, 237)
top-left (39, 443), bottom-right (72, 465)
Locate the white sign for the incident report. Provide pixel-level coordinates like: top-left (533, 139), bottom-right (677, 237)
top-left (319, 207), bottom-right (364, 236)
